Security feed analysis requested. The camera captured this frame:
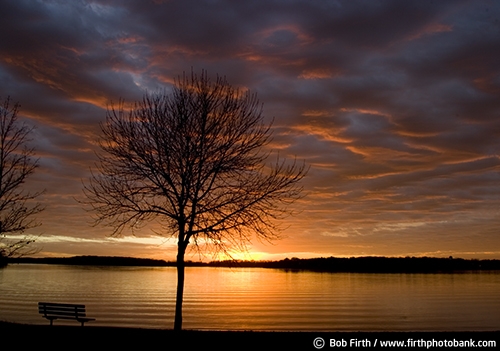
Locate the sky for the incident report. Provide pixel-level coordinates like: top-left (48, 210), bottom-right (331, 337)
top-left (1, 0), bottom-right (500, 261)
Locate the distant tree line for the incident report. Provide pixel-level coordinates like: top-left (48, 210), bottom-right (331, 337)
top-left (252, 256), bottom-right (500, 272)
top-left (8, 255), bottom-right (500, 272)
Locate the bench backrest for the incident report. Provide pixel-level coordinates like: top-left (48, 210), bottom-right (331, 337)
top-left (38, 302), bottom-right (88, 318)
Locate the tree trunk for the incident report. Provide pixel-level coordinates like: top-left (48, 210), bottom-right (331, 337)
top-left (174, 245), bottom-right (186, 331)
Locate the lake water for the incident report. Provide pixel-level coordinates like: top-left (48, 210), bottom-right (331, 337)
top-left (0, 264), bottom-right (499, 331)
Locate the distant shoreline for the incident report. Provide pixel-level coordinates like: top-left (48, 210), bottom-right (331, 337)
top-left (5, 255), bottom-right (500, 273)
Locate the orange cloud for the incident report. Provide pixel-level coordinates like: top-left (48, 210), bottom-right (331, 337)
top-left (299, 68), bottom-right (337, 80)
top-left (406, 23), bottom-right (453, 41)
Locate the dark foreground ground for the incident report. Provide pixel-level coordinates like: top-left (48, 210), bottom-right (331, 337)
top-left (1, 321), bottom-right (498, 350)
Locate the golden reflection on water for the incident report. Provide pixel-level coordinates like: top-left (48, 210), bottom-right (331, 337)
top-left (0, 265), bottom-right (499, 330)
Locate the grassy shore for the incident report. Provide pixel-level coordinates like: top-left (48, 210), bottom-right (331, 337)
top-left (1, 320), bottom-right (498, 349)
top-left (0, 320), bottom-right (329, 349)
top-left (0, 321), bottom-right (284, 349)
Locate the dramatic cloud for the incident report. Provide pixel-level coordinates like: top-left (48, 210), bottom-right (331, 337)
top-left (1, 0), bottom-right (499, 259)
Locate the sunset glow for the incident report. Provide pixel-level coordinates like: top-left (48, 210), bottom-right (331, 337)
top-left (1, 0), bottom-right (500, 261)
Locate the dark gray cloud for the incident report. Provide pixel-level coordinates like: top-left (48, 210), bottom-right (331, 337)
top-left (1, 0), bottom-right (499, 259)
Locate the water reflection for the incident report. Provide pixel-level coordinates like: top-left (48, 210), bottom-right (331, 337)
top-left (0, 264), bottom-right (499, 330)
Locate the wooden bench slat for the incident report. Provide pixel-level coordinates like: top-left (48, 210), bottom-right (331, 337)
top-left (39, 306), bottom-right (86, 312)
top-left (39, 306), bottom-right (86, 311)
top-left (39, 311), bottom-right (87, 318)
top-left (39, 302), bottom-right (86, 308)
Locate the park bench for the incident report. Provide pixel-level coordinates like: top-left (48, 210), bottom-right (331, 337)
top-left (38, 302), bottom-right (96, 326)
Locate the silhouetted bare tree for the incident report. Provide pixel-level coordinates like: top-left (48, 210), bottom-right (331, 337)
top-left (0, 97), bottom-right (44, 264)
top-left (83, 71), bottom-right (307, 330)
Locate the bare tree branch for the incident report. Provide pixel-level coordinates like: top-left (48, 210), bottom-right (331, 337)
top-left (82, 71), bottom-right (307, 330)
top-left (0, 97), bottom-right (44, 263)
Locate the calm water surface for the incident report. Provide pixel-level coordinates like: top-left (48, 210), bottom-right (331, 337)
top-left (0, 264), bottom-right (499, 331)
